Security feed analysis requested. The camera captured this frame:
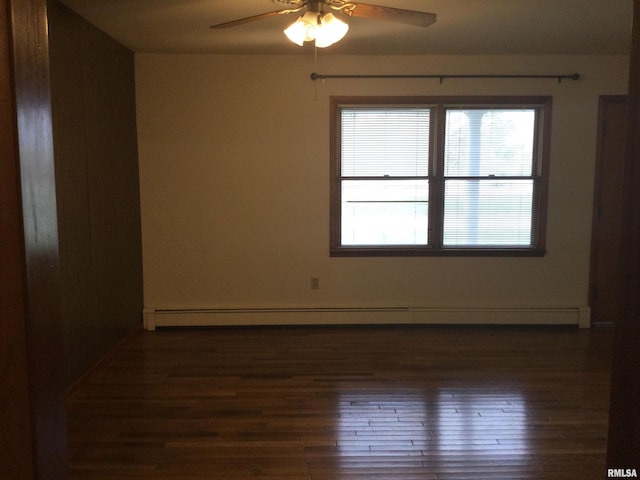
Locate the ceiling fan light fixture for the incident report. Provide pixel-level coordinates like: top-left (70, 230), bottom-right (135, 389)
top-left (315, 12), bottom-right (349, 48)
top-left (284, 10), bottom-right (348, 48)
top-left (284, 11), bottom-right (319, 46)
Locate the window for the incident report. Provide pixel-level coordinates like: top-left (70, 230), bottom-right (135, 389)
top-left (330, 96), bottom-right (551, 256)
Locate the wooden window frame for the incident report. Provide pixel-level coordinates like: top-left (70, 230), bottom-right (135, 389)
top-left (330, 96), bottom-right (551, 257)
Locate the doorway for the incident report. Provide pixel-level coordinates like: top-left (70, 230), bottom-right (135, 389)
top-left (589, 95), bottom-right (629, 325)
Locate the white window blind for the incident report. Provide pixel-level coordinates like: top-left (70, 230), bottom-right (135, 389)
top-left (443, 109), bottom-right (537, 247)
top-left (341, 108), bottom-right (431, 177)
top-left (339, 108), bottom-right (431, 245)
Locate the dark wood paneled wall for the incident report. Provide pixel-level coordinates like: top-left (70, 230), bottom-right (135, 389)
top-left (47, 0), bottom-right (143, 388)
top-left (2, 0), bottom-right (68, 477)
top-left (607, 0), bottom-right (640, 467)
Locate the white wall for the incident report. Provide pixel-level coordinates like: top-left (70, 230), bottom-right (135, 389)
top-left (135, 53), bottom-right (628, 326)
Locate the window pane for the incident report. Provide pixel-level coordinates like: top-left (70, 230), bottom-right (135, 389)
top-left (444, 109), bottom-right (535, 177)
top-left (341, 108), bottom-right (431, 177)
top-left (444, 179), bottom-right (534, 246)
top-left (341, 180), bottom-right (429, 245)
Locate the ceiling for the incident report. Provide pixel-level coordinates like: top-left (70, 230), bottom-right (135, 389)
top-left (58, 0), bottom-right (633, 56)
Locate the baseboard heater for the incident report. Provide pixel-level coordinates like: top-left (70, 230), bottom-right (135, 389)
top-left (143, 305), bottom-right (590, 331)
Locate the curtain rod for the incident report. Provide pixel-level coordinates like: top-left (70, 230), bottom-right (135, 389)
top-left (310, 72), bottom-right (581, 84)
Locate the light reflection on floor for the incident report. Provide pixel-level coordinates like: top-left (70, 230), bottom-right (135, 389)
top-left (337, 388), bottom-right (529, 475)
top-left (436, 390), bottom-right (528, 453)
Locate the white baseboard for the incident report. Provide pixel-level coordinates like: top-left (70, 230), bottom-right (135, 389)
top-left (143, 305), bottom-right (590, 331)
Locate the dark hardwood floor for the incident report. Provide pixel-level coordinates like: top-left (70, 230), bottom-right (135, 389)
top-left (67, 325), bottom-right (614, 479)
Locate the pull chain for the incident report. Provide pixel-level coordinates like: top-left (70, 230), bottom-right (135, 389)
top-left (314, 43), bottom-right (318, 100)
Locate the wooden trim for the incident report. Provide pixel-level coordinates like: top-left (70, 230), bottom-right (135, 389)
top-left (329, 97), bottom-right (342, 251)
top-left (431, 103), bottom-right (446, 249)
top-left (329, 95), bottom-right (552, 106)
top-left (330, 246), bottom-right (546, 257)
top-left (0, 0), bottom-right (37, 477)
top-left (533, 96), bottom-right (553, 253)
top-left (8, 0), bottom-right (68, 477)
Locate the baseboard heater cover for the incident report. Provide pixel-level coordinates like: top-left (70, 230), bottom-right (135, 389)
top-left (143, 305), bottom-right (590, 330)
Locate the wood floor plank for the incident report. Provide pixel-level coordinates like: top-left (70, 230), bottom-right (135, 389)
top-left (67, 325), bottom-right (613, 479)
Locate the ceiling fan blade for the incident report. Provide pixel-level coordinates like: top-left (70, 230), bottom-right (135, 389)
top-left (346, 3), bottom-right (436, 28)
top-left (210, 9), bottom-right (291, 29)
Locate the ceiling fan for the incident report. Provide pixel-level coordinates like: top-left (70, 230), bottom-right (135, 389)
top-left (210, 0), bottom-right (436, 48)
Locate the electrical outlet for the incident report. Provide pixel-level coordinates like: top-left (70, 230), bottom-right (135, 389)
top-left (310, 277), bottom-right (320, 290)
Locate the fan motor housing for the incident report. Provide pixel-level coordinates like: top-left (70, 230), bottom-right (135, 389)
top-left (272, 0), bottom-right (304, 7)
